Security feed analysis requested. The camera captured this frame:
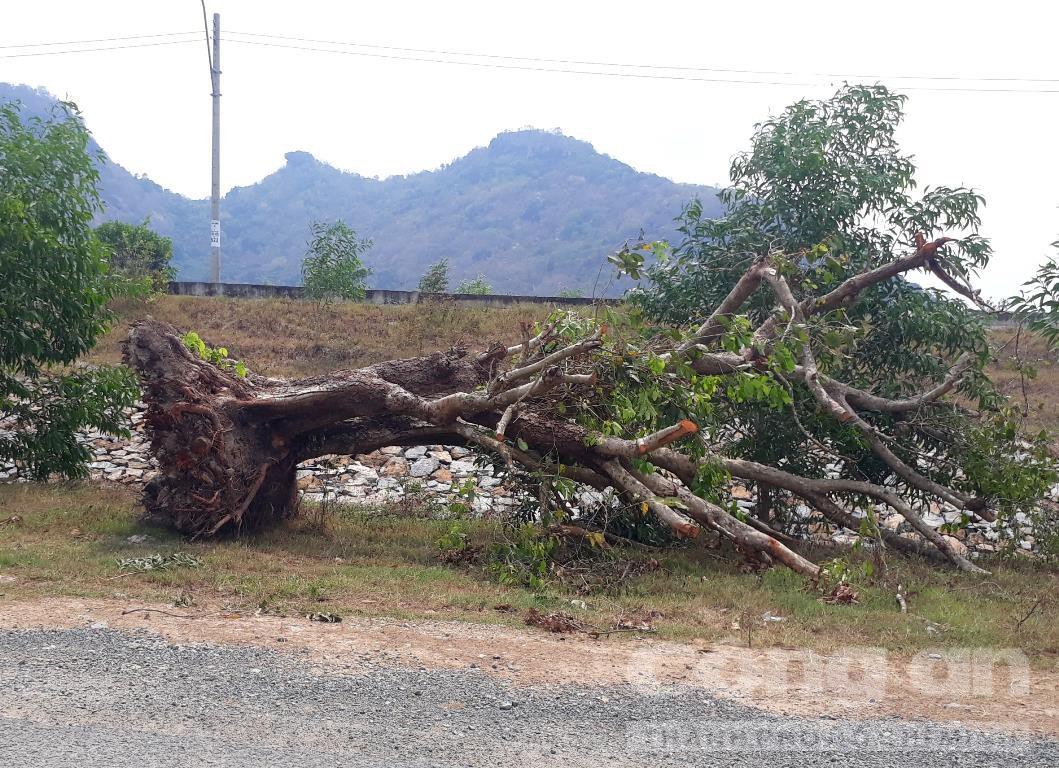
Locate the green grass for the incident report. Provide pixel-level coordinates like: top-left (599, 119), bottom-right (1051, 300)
top-left (1, 483), bottom-right (1056, 662)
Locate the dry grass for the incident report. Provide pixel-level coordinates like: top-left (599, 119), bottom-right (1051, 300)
top-left (2, 483), bottom-right (1055, 660)
top-left (988, 326), bottom-right (1059, 441)
top-left (87, 296), bottom-right (555, 377)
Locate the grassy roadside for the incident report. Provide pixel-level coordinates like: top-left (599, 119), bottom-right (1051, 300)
top-left (2, 483), bottom-right (1055, 661)
top-left (21, 296), bottom-right (1057, 659)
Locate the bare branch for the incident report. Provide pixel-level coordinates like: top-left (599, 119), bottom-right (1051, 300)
top-left (808, 237), bottom-right (956, 319)
top-left (636, 420), bottom-right (699, 454)
top-left (928, 259), bottom-right (996, 311)
top-left (503, 319), bottom-right (557, 360)
top-left (800, 491), bottom-right (986, 573)
top-left (452, 421), bottom-right (610, 491)
top-left (491, 327), bottom-right (602, 393)
top-left (760, 266), bottom-right (856, 423)
top-left (795, 353), bottom-right (973, 415)
top-left (495, 403), bottom-right (519, 441)
top-left (632, 447), bottom-right (986, 572)
top-left (833, 393), bottom-right (977, 512)
top-left (600, 460), bottom-right (701, 539)
top-left (675, 259), bottom-right (768, 353)
top-left (686, 349), bottom-right (749, 375)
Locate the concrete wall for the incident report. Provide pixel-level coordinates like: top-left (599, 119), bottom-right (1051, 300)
top-left (168, 281), bottom-right (612, 306)
top-left (168, 281), bottom-right (303, 299)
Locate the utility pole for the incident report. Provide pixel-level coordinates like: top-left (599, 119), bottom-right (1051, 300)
top-left (209, 12), bottom-right (221, 283)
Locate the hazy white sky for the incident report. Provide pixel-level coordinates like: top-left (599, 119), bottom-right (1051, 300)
top-left (4, 0), bottom-right (1057, 297)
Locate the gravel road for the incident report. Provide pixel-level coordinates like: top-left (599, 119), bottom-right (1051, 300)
top-left (0, 627), bottom-right (1055, 767)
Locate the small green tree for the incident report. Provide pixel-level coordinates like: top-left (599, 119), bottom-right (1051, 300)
top-left (1010, 240), bottom-right (1059, 348)
top-left (301, 220), bottom-right (372, 302)
top-left (0, 100), bottom-right (138, 479)
top-left (418, 258), bottom-right (450, 293)
top-left (95, 218), bottom-right (173, 291)
top-left (455, 274), bottom-right (493, 295)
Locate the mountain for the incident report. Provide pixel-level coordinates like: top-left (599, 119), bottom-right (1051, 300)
top-left (2, 83), bottom-right (723, 294)
top-left (0, 84), bottom-right (201, 260)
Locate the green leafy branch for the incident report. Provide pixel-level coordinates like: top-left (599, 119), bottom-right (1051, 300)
top-left (182, 331), bottom-right (247, 378)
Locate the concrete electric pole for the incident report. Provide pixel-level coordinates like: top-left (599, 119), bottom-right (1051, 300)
top-left (209, 12), bottom-right (221, 283)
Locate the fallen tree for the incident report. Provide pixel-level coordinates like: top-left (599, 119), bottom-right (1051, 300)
top-left (123, 86), bottom-right (1056, 577)
top-left (124, 231), bottom-right (1048, 577)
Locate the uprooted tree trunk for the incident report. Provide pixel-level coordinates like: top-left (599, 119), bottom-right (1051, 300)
top-left (124, 237), bottom-right (999, 578)
top-left (123, 323), bottom-right (497, 536)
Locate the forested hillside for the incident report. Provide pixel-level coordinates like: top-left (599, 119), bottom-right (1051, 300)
top-left (2, 83), bottom-right (722, 294)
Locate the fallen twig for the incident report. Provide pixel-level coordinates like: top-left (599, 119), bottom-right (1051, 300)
top-left (120, 607), bottom-right (224, 620)
top-left (1016, 596), bottom-right (1045, 630)
top-left (587, 626), bottom-right (657, 638)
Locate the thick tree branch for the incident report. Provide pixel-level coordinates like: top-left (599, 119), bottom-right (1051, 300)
top-left (630, 464), bottom-right (821, 577)
top-left (808, 237), bottom-right (955, 319)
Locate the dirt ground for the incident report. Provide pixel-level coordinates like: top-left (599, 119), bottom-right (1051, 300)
top-left (3, 596), bottom-right (1055, 738)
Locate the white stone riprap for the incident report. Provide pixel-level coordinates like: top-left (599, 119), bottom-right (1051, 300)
top-left (0, 405), bottom-right (524, 514)
top-left (0, 405), bottom-right (1049, 555)
top-left (0, 405), bottom-right (158, 487)
top-left (293, 447), bottom-right (521, 513)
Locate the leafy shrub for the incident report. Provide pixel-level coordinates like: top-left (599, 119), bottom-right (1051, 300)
top-left (418, 258), bottom-right (450, 293)
top-left (182, 331), bottom-right (247, 377)
top-left (488, 523), bottom-right (557, 591)
top-left (301, 220), bottom-right (372, 302)
top-left (95, 219), bottom-right (173, 292)
top-left (455, 275), bottom-right (493, 295)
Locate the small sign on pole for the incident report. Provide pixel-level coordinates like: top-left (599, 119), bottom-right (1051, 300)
top-left (210, 219), bottom-right (221, 248)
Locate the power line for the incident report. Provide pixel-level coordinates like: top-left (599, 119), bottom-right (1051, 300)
top-left (0, 31), bottom-right (199, 50)
top-left (3, 27), bottom-right (1057, 93)
top-left (223, 37), bottom-right (1059, 94)
top-left (0, 39), bottom-right (200, 59)
top-left (224, 38), bottom-right (822, 88)
top-left (225, 29), bottom-right (1059, 86)
top-left (199, 1), bottom-right (213, 73)
top-left (228, 30), bottom-right (818, 78)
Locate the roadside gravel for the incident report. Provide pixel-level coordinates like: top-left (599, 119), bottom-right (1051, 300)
top-left (1, 627), bottom-right (1056, 767)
